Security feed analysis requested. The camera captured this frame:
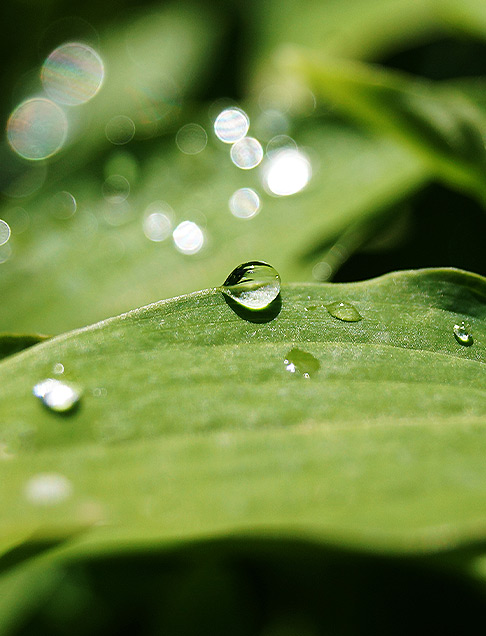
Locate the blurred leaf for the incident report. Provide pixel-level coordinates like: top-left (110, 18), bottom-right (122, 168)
top-left (0, 122), bottom-right (427, 333)
top-left (254, 0), bottom-right (440, 62)
top-left (1, 268), bottom-right (486, 554)
top-left (280, 50), bottom-right (486, 200)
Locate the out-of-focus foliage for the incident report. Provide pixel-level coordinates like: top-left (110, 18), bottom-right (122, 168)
top-left (3, 0), bottom-right (486, 333)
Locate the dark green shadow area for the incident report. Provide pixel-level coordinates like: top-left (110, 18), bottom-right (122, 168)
top-left (0, 334), bottom-right (49, 361)
top-left (222, 293), bottom-right (282, 324)
top-left (11, 536), bottom-right (486, 636)
top-left (0, 538), bottom-right (68, 575)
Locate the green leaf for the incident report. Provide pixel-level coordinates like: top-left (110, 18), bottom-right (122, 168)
top-left (278, 50), bottom-right (486, 200)
top-left (1, 268), bottom-right (486, 554)
top-left (0, 334), bottom-right (48, 361)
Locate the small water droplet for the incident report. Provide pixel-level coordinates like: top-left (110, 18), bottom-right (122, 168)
top-left (284, 348), bottom-right (320, 378)
top-left (53, 363), bottom-right (64, 375)
top-left (453, 321), bottom-right (473, 346)
top-left (326, 301), bottom-right (362, 322)
top-left (221, 261), bottom-right (280, 310)
top-left (33, 378), bottom-right (81, 413)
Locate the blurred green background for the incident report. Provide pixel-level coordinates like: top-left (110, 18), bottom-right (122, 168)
top-left (3, 0), bottom-right (486, 634)
top-left (3, 0), bottom-right (486, 335)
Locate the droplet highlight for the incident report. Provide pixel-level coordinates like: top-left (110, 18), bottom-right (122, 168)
top-left (284, 348), bottom-right (320, 378)
top-left (33, 378), bottom-right (81, 413)
top-left (326, 301), bottom-right (363, 322)
top-left (221, 261), bottom-right (280, 310)
top-left (453, 321), bottom-right (473, 346)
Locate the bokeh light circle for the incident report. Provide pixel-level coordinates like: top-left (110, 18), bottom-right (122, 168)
top-left (229, 188), bottom-right (261, 219)
top-left (214, 108), bottom-right (249, 144)
top-left (176, 123), bottom-right (208, 155)
top-left (7, 98), bottom-right (68, 160)
top-left (0, 220), bottom-right (11, 246)
top-left (105, 116), bottom-right (136, 145)
top-left (50, 191), bottom-right (77, 219)
top-left (173, 221), bottom-right (204, 255)
top-left (230, 137), bottom-right (263, 170)
top-left (262, 148), bottom-right (312, 196)
top-left (102, 175), bottom-right (130, 203)
top-left (143, 201), bottom-right (173, 242)
top-left (41, 42), bottom-right (104, 106)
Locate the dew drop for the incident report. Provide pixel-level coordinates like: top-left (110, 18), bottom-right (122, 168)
top-left (221, 261), bottom-right (280, 310)
top-left (284, 348), bottom-right (320, 378)
top-left (326, 301), bottom-right (362, 322)
top-left (33, 378), bottom-right (81, 413)
top-left (453, 321), bottom-right (473, 346)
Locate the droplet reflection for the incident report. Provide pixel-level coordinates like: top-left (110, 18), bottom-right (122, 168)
top-left (214, 108), bottom-right (249, 144)
top-left (7, 98), bottom-right (68, 160)
top-left (327, 301), bottom-right (362, 322)
top-left (41, 42), bottom-right (104, 106)
top-left (33, 378), bottom-right (81, 413)
top-left (230, 137), bottom-right (263, 170)
top-left (262, 148), bottom-right (311, 196)
top-left (229, 188), bottom-right (261, 219)
top-left (453, 321), bottom-right (473, 346)
top-left (284, 348), bottom-right (320, 378)
top-left (173, 221), bottom-right (204, 255)
top-left (221, 261), bottom-right (280, 310)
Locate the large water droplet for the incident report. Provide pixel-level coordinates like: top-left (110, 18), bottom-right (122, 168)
top-left (33, 378), bottom-right (81, 413)
top-left (221, 261), bottom-right (280, 310)
top-left (284, 348), bottom-right (320, 378)
top-left (453, 321), bottom-right (473, 346)
top-left (326, 301), bottom-right (362, 322)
